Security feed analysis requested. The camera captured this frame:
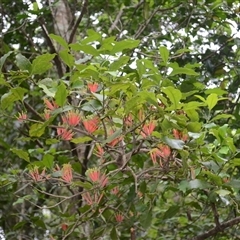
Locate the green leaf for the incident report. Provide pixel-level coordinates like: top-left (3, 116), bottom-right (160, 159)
top-left (110, 227), bottom-right (119, 239)
top-left (103, 129), bottom-right (122, 144)
top-left (59, 49), bottom-right (75, 67)
top-left (163, 205), bottom-right (180, 220)
top-left (42, 154), bottom-right (54, 169)
top-left (11, 87), bottom-right (28, 101)
top-left (71, 136), bottom-right (92, 144)
top-left (55, 82), bottom-right (68, 107)
top-left (189, 179), bottom-right (210, 189)
top-left (31, 53), bottom-right (56, 75)
top-left (0, 51), bottom-right (13, 72)
top-left (11, 148), bottom-right (30, 162)
top-left (162, 86), bottom-right (182, 109)
top-left (15, 54), bottom-right (32, 72)
top-left (211, 114), bottom-right (234, 122)
top-left (49, 34), bottom-right (68, 48)
top-left (140, 210), bottom-right (152, 229)
top-left (111, 39), bottom-right (140, 54)
top-left (70, 43), bottom-right (99, 56)
top-left (109, 56), bottom-right (130, 71)
top-left (81, 29), bottom-right (102, 44)
top-left (163, 137), bottom-right (185, 150)
top-left (159, 46), bottom-right (169, 65)
top-left (206, 93), bottom-right (218, 110)
top-left (170, 67), bottom-right (199, 76)
top-left (29, 123), bottom-right (46, 137)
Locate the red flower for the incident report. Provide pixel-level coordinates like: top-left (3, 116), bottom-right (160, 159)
top-left (115, 213), bottom-right (124, 223)
top-left (111, 186), bottom-right (120, 195)
top-left (44, 109), bottom-right (51, 120)
top-left (173, 129), bottom-right (188, 142)
top-left (44, 98), bottom-right (58, 111)
top-left (62, 111), bottom-right (81, 127)
top-left (95, 144), bottom-right (104, 158)
top-left (88, 83), bottom-right (99, 93)
top-left (29, 167), bottom-right (46, 182)
top-left (61, 223), bottom-right (68, 231)
top-left (86, 168), bottom-right (108, 187)
top-left (57, 127), bottom-right (73, 140)
top-left (107, 130), bottom-right (122, 147)
top-left (83, 117), bottom-right (99, 134)
top-left (62, 163), bottom-right (73, 183)
top-left (124, 114), bottom-right (133, 127)
top-left (17, 112), bottom-right (27, 122)
top-left (150, 144), bottom-right (171, 166)
top-left (140, 121), bottom-right (155, 138)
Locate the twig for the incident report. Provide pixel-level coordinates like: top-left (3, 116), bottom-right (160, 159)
top-left (190, 216), bottom-right (240, 240)
top-left (68, 0), bottom-right (88, 44)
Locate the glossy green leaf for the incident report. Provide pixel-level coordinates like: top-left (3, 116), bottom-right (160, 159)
top-left (15, 54), bottom-right (32, 72)
top-left (170, 67), bottom-right (199, 76)
top-left (55, 82), bottom-right (68, 107)
top-left (162, 86), bottom-right (182, 109)
top-left (163, 137), bottom-right (185, 150)
top-left (49, 34), bottom-right (68, 48)
top-left (11, 148), bottom-right (30, 162)
top-left (111, 39), bottom-right (140, 54)
top-left (206, 93), bottom-right (218, 110)
top-left (109, 56), bottom-right (130, 71)
top-left (0, 51), bottom-right (13, 72)
top-left (59, 49), bottom-right (75, 67)
top-left (29, 123), bottom-right (46, 137)
top-left (159, 46), bottom-right (169, 65)
top-left (70, 43), bottom-right (99, 56)
top-left (162, 205), bottom-right (180, 220)
top-left (42, 154), bottom-right (54, 169)
top-left (31, 53), bottom-right (56, 75)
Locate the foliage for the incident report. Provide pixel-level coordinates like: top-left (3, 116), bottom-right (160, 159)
top-left (1, 0), bottom-right (240, 239)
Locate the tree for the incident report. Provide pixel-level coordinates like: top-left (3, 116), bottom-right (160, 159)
top-left (1, 0), bottom-right (240, 239)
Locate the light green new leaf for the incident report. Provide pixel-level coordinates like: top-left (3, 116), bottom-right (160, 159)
top-left (49, 34), bottom-right (68, 48)
top-left (42, 154), bottom-right (54, 169)
top-left (109, 56), bottom-right (130, 71)
top-left (170, 67), bottom-right (199, 76)
top-left (15, 54), bottom-right (32, 72)
top-left (206, 93), bottom-right (218, 110)
top-left (29, 123), bottom-right (46, 137)
top-left (211, 114), bottom-right (234, 122)
top-left (70, 43), bottom-right (99, 56)
top-left (111, 39), bottom-right (140, 54)
top-left (31, 53), bottom-right (56, 75)
top-left (11, 148), bottom-right (30, 162)
top-left (159, 46), bottom-right (169, 65)
top-left (11, 87), bottom-right (28, 101)
top-left (55, 82), bottom-right (68, 107)
top-left (0, 51), bottom-right (13, 73)
top-left (81, 29), bottom-right (102, 44)
top-left (71, 136), bottom-right (92, 144)
top-left (162, 86), bottom-right (182, 109)
top-left (59, 49), bottom-right (74, 67)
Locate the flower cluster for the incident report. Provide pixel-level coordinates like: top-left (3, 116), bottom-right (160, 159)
top-left (86, 168), bottom-right (108, 188)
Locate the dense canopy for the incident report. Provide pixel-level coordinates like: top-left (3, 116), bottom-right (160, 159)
top-left (1, 0), bottom-right (240, 239)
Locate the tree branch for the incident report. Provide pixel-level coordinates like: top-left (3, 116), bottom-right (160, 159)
top-left (68, 0), bottom-right (88, 44)
top-left (190, 216), bottom-right (240, 240)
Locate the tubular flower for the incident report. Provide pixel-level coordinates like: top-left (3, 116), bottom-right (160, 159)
top-left (82, 192), bottom-right (103, 206)
top-left (140, 121), bottom-right (155, 138)
top-left (86, 168), bottom-right (108, 187)
top-left (107, 130), bottom-right (122, 147)
top-left (94, 144), bottom-right (104, 158)
top-left (124, 114), bottom-right (133, 127)
top-left (115, 213), bottom-right (124, 223)
top-left (44, 109), bottom-right (51, 120)
top-left (111, 186), bottom-right (120, 196)
top-left (29, 167), bottom-right (46, 182)
top-left (57, 126), bottom-right (73, 141)
top-left (44, 98), bottom-right (58, 111)
top-left (88, 82), bottom-right (99, 93)
top-left (62, 111), bottom-right (81, 127)
top-left (17, 112), bottom-right (27, 122)
top-left (173, 129), bottom-right (188, 142)
top-left (61, 164), bottom-right (73, 183)
top-left (83, 117), bottom-right (99, 134)
top-left (150, 144), bottom-right (171, 166)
